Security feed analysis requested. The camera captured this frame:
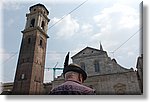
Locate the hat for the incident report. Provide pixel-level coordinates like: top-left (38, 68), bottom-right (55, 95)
top-left (63, 63), bottom-right (87, 81)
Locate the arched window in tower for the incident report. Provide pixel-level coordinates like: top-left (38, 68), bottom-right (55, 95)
top-left (28, 38), bottom-right (31, 44)
top-left (41, 21), bottom-right (45, 30)
top-left (21, 74), bottom-right (25, 80)
top-left (80, 62), bottom-right (86, 71)
top-left (40, 39), bottom-right (42, 46)
top-left (30, 19), bottom-right (35, 27)
top-left (94, 60), bottom-right (100, 72)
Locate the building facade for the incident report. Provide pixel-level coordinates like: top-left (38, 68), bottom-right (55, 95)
top-left (52, 45), bottom-right (143, 95)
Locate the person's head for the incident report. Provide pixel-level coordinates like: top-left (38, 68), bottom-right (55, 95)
top-left (63, 63), bottom-right (87, 83)
top-left (64, 71), bottom-right (83, 83)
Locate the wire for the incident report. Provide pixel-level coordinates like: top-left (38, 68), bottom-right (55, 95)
top-left (48, 0), bottom-right (88, 30)
top-left (2, 52), bottom-right (18, 64)
top-left (112, 27), bottom-right (142, 53)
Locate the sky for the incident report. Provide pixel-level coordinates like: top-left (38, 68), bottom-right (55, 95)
top-left (0, 0), bottom-right (142, 83)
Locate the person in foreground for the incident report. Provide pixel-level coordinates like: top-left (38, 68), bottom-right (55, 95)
top-left (49, 63), bottom-right (95, 95)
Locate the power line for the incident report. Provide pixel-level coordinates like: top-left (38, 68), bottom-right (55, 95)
top-left (3, 52), bottom-right (18, 64)
top-left (48, 0), bottom-right (88, 30)
top-left (112, 27), bottom-right (142, 53)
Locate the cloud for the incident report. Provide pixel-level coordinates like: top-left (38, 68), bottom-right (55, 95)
top-left (46, 51), bottom-right (62, 64)
top-left (45, 51), bottom-right (69, 68)
top-left (51, 14), bottom-right (79, 39)
top-left (93, 3), bottom-right (139, 29)
top-left (2, 1), bottom-right (22, 11)
top-left (127, 51), bottom-right (135, 56)
top-left (91, 3), bottom-right (139, 44)
top-left (6, 19), bottom-right (15, 27)
top-left (80, 23), bottom-right (93, 36)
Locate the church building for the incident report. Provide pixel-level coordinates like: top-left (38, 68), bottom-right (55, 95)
top-left (52, 44), bottom-right (143, 95)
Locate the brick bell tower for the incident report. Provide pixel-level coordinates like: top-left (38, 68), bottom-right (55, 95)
top-left (12, 4), bottom-right (50, 94)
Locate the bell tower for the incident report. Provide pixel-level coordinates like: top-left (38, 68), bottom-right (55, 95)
top-left (12, 4), bottom-right (50, 94)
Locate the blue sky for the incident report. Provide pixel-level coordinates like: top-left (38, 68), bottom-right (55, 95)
top-left (0, 0), bottom-right (142, 83)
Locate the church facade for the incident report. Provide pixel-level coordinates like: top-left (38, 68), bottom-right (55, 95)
top-left (52, 45), bottom-right (143, 95)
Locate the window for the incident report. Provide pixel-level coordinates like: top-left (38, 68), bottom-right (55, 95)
top-left (34, 76), bottom-right (37, 82)
top-left (41, 21), bottom-right (45, 30)
top-left (21, 74), bottom-right (25, 79)
top-left (30, 19), bottom-right (35, 27)
top-left (94, 61), bottom-right (100, 72)
top-left (80, 62), bottom-right (86, 71)
top-left (28, 38), bottom-right (31, 44)
top-left (40, 40), bottom-right (42, 46)
top-left (20, 74), bottom-right (26, 80)
top-left (113, 83), bottom-right (126, 95)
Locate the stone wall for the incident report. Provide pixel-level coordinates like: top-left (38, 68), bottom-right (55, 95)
top-left (84, 71), bottom-right (141, 95)
top-left (51, 71), bottom-right (141, 95)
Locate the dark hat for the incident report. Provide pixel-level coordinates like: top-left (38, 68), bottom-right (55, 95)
top-left (63, 63), bottom-right (87, 81)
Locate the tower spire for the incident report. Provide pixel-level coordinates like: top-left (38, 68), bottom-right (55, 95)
top-left (100, 42), bottom-right (103, 51)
